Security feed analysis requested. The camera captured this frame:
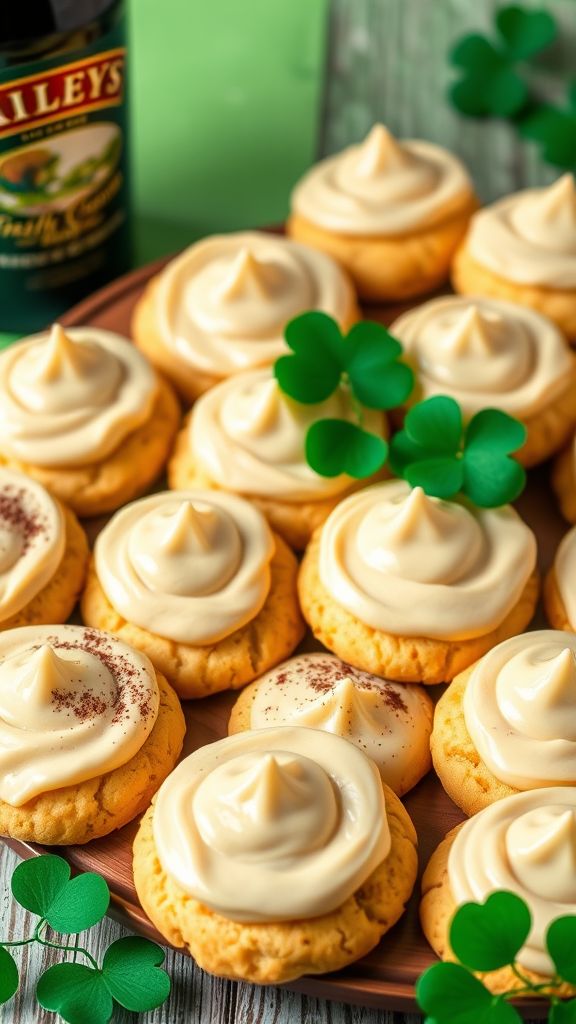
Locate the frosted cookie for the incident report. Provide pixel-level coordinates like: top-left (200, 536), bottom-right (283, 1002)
top-left (544, 526), bottom-right (576, 629)
top-left (0, 468), bottom-right (88, 629)
top-left (0, 624), bottom-right (185, 845)
top-left (552, 438), bottom-right (576, 525)
top-left (432, 631), bottom-right (576, 816)
top-left (0, 324), bottom-right (180, 517)
top-left (229, 652), bottom-right (433, 795)
top-left (421, 788), bottom-right (576, 996)
top-left (81, 490), bottom-right (304, 698)
top-left (453, 174), bottom-right (576, 341)
top-left (391, 295), bottom-right (576, 467)
top-left (133, 726), bottom-right (418, 984)
top-left (168, 366), bottom-right (386, 550)
top-left (299, 481), bottom-right (539, 684)
top-left (131, 231), bottom-right (358, 402)
top-left (288, 124), bottom-right (477, 301)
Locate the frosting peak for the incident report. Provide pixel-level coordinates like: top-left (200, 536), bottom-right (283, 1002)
top-left (0, 327), bottom-right (156, 467)
top-left (154, 232), bottom-right (354, 379)
top-left (448, 788), bottom-right (576, 975)
top-left (319, 479), bottom-right (536, 640)
top-left (356, 486), bottom-right (484, 586)
top-left (442, 306), bottom-right (499, 358)
top-left (352, 124), bottom-right (412, 178)
top-left (391, 295), bottom-right (573, 415)
top-left (153, 727), bottom-right (390, 922)
top-left (246, 653), bottom-right (433, 794)
top-left (510, 174), bottom-right (576, 253)
top-left (194, 750), bottom-right (338, 861)
top-left (464, 632), bottom-right (576, 790)
top-left (291, 123), bottom-right (474, 236)
top-left (95, 491), bottom-right (274, 645)
top-left (506, 806), bottom-right (576, 902)
top-left (0, 625), bottom-right (159, 805)
top-left (214, 248), bottom-right (282, 304)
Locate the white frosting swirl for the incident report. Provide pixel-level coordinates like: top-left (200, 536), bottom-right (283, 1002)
top-left (246, 653), bottom-right (432, 793)
top-left (0, 469), bottom-right (65, 622)
top-left (467, 174), bottom-right (576, 288)
top-left (153, 726), bottom-right (390, 921)
top-left (94, 491), bottom-right (274, 645)
top-left (448, 788), bottom-right (576, 975)
top-left (291, 124), bottom-right (474, 236)
top-left (188, 367), bottom-right (383, 501)
top-left (555, 526), bottom-right (576, 629)
top-left (392, 295), bottom-right (573, 418)
top-left (319, 481), bottom-right (536, 640)
top-left (464, 631), bottom-right (576, 788)
top-left (154, 231), bottom-right (355, 377)
top-left (0, 324), bottom-right (157, 466)
top-left (0, 624), bottom-right (159, 805)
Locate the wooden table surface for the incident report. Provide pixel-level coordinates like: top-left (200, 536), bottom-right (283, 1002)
top-left (1, 0), bottom-right (571, 1019)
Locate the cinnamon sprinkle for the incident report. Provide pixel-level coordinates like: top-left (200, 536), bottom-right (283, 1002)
top-left (0, 485), bottom-right (48, 553)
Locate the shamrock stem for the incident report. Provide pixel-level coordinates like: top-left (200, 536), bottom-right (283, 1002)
top-left (0, 936), bottom-right (35, 949)
top-left (34, 921), bottom-right (99, 972)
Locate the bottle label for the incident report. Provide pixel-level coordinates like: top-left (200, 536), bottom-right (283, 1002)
top-left (0, 17), bottom-right (131, 333)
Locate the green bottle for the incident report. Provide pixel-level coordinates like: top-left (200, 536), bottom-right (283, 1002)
top-left (0, 1), bottom-right (131, 332)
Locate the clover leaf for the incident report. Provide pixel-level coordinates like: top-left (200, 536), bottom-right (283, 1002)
top-left (306, 419), bottom-right (388, 478)
top-left (389, 396), bottom-right (526, 507)
top-left (0, 947), bottom-right (18, 1005)
top-left (101, 937), bottom-right (171, 1012)
top-left (520, 85), bottom-right (576, 169)
top-left (37, 963), bottom-right (113, 1024)
top-left (416, 962), bottom-right (522, 1024)
top-left (450, 892), bottom-right (532, 972)
top-left (495, 5), bottom-right (556, 60)
top-left (275, 312), bottom-right (414, 410)
top-left (11, 855), bottom-right (110, 934)
top-left (546, 917), bottom-right (576, 984)
top-left (449, 5), bottom-right (557, 119)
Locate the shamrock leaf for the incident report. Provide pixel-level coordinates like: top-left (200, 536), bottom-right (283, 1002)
top-left (520, 88), bottom-right (576, 169)
top-left (390, 398), bottom-right (526, 507)
top-left (306, 419), bottom-right (388, 478)
top-left (101, 937), bottom-right (170, 1012)
top-left (448, 6), bottom-right (557, 119)
top-left (416, 962), bottom-right (522, 1024)
top-left (450, 892), bottom-right (532, 972)
top-left (344, 321), bottom-right (414, 410)
top-left (0, 947), bottom-right (18, 1004)
top-left (11, 855), bottom-right (110, 933)
top-left (37, 963), bottom-right (113, 1024)
top-left (275, 312), bottom-right (344, 403)
top-left (546, 916), bottom-right (576, 984)
top-left (550, 1001), bottom-right (576, 1024)
top-left (496, 5), bottom-right (557, 60)
top-left (405, 457), bottom-right (464, 499)
top-left (449, 35), bottom-right (527, 118)
top-left (462, 410), bottom-right (526, 508)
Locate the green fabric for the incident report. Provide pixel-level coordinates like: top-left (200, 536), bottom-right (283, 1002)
top-left (0, 0), bottom-right (328, 342)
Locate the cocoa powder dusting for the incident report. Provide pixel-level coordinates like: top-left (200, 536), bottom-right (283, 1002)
top-left (0, 485), bottom-right (47, 553)
top-left (44, 628), bottom-right (155, 724)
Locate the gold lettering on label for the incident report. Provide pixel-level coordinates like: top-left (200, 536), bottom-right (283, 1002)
top-left (62, 72), bottom-right (85, 108)
top-left (86, 62), bottom-right (109, 100)
top-left (7, 90), bottom-right (29, 123)
top-left (105, 59), bottom-right (124, 96)
top-left (32, 83), bottom-right (60, 116)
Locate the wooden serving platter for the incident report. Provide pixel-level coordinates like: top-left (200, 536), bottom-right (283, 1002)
top-left (3, 254), bottom-right (568, 1014)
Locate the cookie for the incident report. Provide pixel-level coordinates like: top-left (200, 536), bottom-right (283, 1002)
top-left (81, 491), bottom-right (305, 698)
top-left (298, 482), bottom-right (539, 684)
top-left (288, 124), bottom-right (477, 301)
top-left (229, 652), bottom-right (433, 796)
top-left (131, 231), bottom-right (359, 403)
top-left (133, 728), bottom-right (418, 984)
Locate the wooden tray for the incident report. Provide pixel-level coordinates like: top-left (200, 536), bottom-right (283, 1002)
top-left (4, 257), bottom-right (567, 1015)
